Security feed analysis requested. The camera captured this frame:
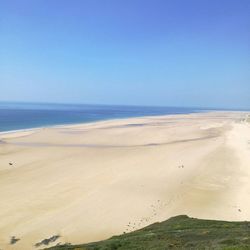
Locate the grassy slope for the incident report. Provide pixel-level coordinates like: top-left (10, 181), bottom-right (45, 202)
top-left (46, 215), bottom-right (250, 250)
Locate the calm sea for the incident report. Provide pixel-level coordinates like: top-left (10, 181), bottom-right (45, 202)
top-left (0, 102), bottom-right (205, 133)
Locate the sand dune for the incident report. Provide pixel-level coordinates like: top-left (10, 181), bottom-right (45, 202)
top-left (0, 112), bottom-right (249, 249)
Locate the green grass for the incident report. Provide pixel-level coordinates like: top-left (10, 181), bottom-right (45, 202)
top-left (45, 215), bottom-right (250, 250)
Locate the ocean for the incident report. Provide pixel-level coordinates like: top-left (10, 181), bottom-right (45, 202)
top-left (0, 102), bottom-right (205, 133)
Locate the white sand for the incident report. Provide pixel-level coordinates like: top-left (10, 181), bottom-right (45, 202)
top-left (0, 112), bottom-right (249, 249)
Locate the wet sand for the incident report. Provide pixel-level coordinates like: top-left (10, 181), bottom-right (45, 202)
top-left (0, 112), bottom-right (250, 249)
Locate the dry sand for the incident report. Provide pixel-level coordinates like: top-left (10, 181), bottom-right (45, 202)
top-left (0, 112), bottom-right (250, 249)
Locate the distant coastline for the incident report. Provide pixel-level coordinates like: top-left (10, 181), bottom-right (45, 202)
top-left (0, 102), bottom-right (212, 133)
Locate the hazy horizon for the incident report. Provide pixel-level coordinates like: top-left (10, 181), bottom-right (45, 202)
top-left (0, 100), bottom-right (249, 111)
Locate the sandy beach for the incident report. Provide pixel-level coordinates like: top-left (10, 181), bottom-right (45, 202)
top-left (0, 112), bottom-right (250, 249)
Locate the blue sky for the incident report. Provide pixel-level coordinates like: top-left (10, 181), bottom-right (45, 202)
top-left (0, 0), bottom-right (249, 109)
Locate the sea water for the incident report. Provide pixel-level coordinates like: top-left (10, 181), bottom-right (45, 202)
top-left (0, 102), bottom-right (205, 133)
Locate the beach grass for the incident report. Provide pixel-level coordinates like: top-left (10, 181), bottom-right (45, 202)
top-left (45, 215), bottom-right (250, 250)
top-left (247, 115), bottom-right (250, 123)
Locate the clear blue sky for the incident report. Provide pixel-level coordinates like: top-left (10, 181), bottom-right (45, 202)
top-left (1, 0), bottom-right (249, 109)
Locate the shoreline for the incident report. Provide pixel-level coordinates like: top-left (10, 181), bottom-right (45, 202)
top-left (0, 109), bottom-right (245, 137)
top-left (0, 104), bottom-right (213, 134)
top-left (0, 111), bottom-right (202, 136)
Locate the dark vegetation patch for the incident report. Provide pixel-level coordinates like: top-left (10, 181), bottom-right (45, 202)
top-left (35, 235), bottom-right (60, 247)
top-left (10, 236), bottom-right (20, 245)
